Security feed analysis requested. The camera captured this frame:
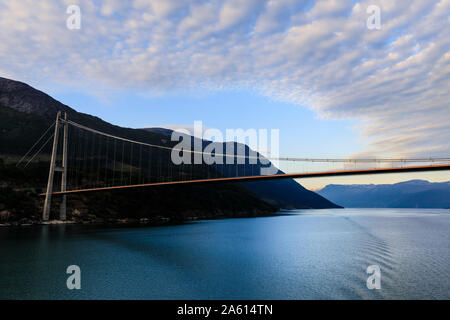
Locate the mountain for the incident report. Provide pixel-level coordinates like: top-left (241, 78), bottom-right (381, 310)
top-left (142, 128), bottom-right (339, 209)
top-left (317, 180), bottom-right (450, 209)
top-left (0, 76), bottom-right (339, 222)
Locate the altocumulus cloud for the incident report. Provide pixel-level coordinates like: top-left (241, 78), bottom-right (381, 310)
top-left (0, 0), bottom-right (449, 158)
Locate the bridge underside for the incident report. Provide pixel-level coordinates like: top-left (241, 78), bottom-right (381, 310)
top-left (40, 164), bottom-right (450, 196)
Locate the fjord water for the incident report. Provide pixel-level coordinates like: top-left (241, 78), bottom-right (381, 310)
top-left (1, 209), bottom-right (449, 299)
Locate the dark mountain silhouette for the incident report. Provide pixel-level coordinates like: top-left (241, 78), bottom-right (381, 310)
top-left (143, 128), bottom-right (339, 209)
top-left (0, 76), bottom-right (339, 221)
top-left (318, 180), bottom-right (450, 208)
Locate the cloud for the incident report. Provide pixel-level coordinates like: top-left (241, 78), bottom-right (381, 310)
top-left (0, 0), bottom-right (449, 158)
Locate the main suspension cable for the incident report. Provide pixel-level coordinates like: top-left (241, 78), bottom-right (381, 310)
top-left (65, 119), bottom-right (450, 164)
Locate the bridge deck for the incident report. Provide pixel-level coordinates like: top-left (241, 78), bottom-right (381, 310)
top-left (40, 164), bottom-right (450, 196)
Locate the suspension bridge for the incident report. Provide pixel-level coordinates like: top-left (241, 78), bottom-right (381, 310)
top-left (16, 111), bottom-right (450, 221)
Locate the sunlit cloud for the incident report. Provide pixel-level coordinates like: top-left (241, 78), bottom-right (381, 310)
top-left (0, 0), bottom-right (448, 158)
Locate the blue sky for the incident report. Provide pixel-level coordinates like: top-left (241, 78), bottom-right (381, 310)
top-left (1, 0), bottom-right (449, 189)
top-left (48, 86), bottom-right (362, 157)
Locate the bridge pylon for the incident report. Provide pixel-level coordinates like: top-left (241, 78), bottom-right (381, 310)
top-left (42, 111), bottom-right (69, 221)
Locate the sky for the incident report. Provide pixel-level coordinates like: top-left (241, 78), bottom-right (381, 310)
top-left (0, 0), bottom-right (449, 189)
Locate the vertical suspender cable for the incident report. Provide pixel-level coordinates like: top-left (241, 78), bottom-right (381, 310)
top-left (150, 149), bottom-right (153, 182)
top-left (121, 140), bottom-right (125, 185)
top-left (105, 136), bottom-right (109, 187)
top-left (129, 143), bottom-right (133, 185)
top-left (97, 133), bottom-right (102, 187)
top-left (139, 144), bottom-right (142, 184)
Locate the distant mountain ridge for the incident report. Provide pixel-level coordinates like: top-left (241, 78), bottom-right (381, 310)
top-left (0, 76), bottom-right (339, 211)
top-left (318, 180), bottom-right (450, 209)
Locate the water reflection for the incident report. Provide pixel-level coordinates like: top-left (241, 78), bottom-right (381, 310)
top-left (0, 209), bottom-right (449, 299)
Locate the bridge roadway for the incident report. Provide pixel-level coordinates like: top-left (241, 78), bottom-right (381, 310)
top-left (40, 164), bottom-right (450, 196)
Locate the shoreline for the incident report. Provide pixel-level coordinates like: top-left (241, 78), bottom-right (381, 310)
top-left (0, 210), bottom-right (282, 228)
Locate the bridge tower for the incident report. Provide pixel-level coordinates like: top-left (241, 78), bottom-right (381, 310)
top-left (42, 111), bottom-right (68, 221)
